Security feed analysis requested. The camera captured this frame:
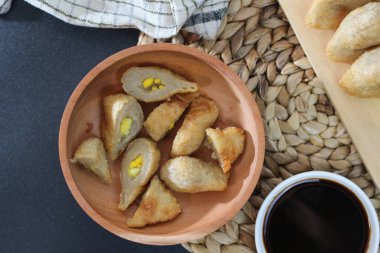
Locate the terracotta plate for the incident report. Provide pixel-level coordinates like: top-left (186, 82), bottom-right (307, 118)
top-left (59, 44), bottom-right (265, 245)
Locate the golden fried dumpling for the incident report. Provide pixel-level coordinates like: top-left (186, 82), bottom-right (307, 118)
top-left (159, 156), bottom-right (229, 193)
top-left (70, 137), bottom-right (111, 183)
top-left (171, 96), bottom-right (219, 157)
top-left (144, 92), bottom-right (199, 141)
top-left (305, 0), bottom-right (377, 30)
top-left (101, 94), bottom-right (143, 161)
top-left (327, 2), bottom-right (380, 62)
top-left (339, 47), bottom-right (380, 98)
top-left (121, 66), bottom-right (198, 102)
top-left (205, 127), bottom-right (245, 173)
top-left (127, 176), bottom-right (181, 228)
top-left (119, 138), bottom-right (161, 211)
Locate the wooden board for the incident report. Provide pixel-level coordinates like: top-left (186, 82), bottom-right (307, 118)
top-left (278, 0), bottom-right (380, 187)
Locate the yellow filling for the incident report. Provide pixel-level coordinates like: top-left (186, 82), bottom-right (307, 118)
top-left (142, 77), bottom-right (154, 88)
top-left (168, 122), bottom-right (174, 130)
top-left (128, 155), bottom-right (143, 178)
top-left (142, 77), bottom-right (165, 91)
top-left (120, 117), bottom-right (133, 135)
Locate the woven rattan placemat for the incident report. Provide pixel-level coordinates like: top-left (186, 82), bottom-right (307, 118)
top-left (137, 0), bottom-right (380, 252)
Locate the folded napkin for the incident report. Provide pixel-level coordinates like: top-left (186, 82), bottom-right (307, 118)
top-left (0, 0), bottom-right (228, 39)
top-left (0, 0), bottom-right (11, 14)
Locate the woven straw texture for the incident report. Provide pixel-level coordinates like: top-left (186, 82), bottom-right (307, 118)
top-left (137, 0), bottom-right (380, 252)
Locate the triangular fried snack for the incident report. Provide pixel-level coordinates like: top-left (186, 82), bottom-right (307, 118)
top-left (127, 176), bottom-right (181, 228)
top-left (205, 127), bottom-right (245, 173)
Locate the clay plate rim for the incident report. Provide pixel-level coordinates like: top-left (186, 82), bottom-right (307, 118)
top-left (58, 43), bottom-right (265, 245)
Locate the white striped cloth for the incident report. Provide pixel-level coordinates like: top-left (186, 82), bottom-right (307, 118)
top-left (0, 0), bottom-right (11, 13)
top-left (0, 0), bottom-right (228, 39)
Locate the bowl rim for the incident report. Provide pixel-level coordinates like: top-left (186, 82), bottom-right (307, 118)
top-left (58, 43), bottom-right (265, 245)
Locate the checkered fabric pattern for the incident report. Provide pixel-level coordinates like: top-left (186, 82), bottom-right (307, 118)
top-left (0, 0), bottom-right (228, 39)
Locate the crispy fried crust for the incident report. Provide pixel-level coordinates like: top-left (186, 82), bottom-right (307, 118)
top-left (144, 92), bottom-right (199, 141)
top-left (119, 138), bottom-right (161, 211)
top-left (305, 0), bottom-right (377, 30)
top-left (171, 96), bottom-right (219, 157)
top-left (127, 176), bottom-right (181, 228)
top-left (339, 47), bottom-right (380, 98)
top-left (101, 94), bottom-right (143, 160)
top-left (326, 3), bottom-right (380, 62)
top-left (205, 127), bottom-right (245, 173)
top-left (326, 43), bottom-right (365, 63)
top-left (70, 137), bottom-right (111, 183)
top-left (159, 156), bottom-right (229, 193)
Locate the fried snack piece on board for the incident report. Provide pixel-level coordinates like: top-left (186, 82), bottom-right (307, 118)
top-left (305, 0), bottom-right (378, 30)
top-left (339, 47), bottom-right (380, 98)
top-left (327, 3), bottom-right (380, 62)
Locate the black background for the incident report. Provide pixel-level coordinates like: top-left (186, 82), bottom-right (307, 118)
top-left (0, 1), bottom-right (186, 252)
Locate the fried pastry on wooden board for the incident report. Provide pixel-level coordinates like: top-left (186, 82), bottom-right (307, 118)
top-left (339, 47), bottom-right (380, 98)
top-left (305, 0), bottom-right (378, 30)
top-left (70, 137), bottom-right (111, 183)
top-left (327, 3), bottom-right (380, 62)
top-left (171, 96), bottom-right (219, 157)
top-left (119, 138), bottom-right (161, 211)
top-left (121, 66), bottom-right (198, 102)
top-left (127, 176), bottom-right (181, 228)
top-left (160, 156), bottom-right (229, 193)
top-left (101, 94), bottom-right (143, 160)
top-left (205, 127), bottom-right (245, 173)
top-left (144, 92), bottom-right (199, 141)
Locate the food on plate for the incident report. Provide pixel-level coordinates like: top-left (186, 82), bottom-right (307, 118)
top-left (127, 176), bottom-right (181, 228)
top-left (144, 92), bottom-right (199, 141)
top-left (171, 96), bottom-right (219, 157)
top-left (159, 156), bottom-right (229, 193)
top-left (339, 47), bottom-right (380, 98)
top-left (101, 94), bottom-right (143, 161)
top-left (119, 138), bottom-right (161, 211)
top-left (205, 127), bottom-right (245, 173)
top-left (70, 137), bottom-right (111, 183)
top-left (121, 66), bottom-right (198, 102)
top-left (68, 56), bottom-right (256, 230)
top-left (305, 0), bottom-right (377, 30)
top-left (326, 2), bottom-right (380, 62)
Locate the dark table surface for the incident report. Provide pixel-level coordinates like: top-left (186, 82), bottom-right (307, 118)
top-left (0, 1), bottom-right (186, 252)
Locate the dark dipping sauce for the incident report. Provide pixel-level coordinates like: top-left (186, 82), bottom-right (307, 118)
top-left (264, 179), bottom-right (369, 253)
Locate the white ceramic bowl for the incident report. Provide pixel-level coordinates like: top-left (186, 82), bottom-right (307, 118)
top-left (255, 171), bottom-right (379, 253)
